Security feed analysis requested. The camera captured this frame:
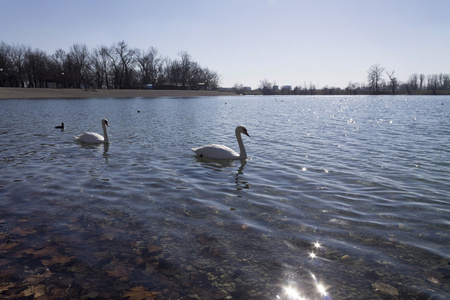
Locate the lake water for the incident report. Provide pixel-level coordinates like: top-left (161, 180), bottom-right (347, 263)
top-left (0, 95), bottom-right (449, 299)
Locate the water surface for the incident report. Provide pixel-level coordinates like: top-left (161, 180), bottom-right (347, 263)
top-left (1, 95), bottom-right (449, 299)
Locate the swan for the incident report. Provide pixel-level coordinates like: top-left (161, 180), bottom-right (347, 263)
top-left (75, 118), bottom-right (110, 144)
top-left (191, 126), bottom-right (250, 160)
top-left (55, 122), bottom-right (64, 129)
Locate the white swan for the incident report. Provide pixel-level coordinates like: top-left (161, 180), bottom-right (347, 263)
top-left (191, 126), bottom-right (250, 160)
top-left (75, 118), bottom-right (110, 144)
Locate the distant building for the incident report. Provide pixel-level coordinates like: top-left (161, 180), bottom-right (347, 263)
top-left (273, 85), bottom-right (279, 91)
top-left (243, 86), bottom-right (252, 91)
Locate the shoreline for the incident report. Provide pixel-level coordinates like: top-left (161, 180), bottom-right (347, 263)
top-left (0, 87), bottom-right (238, 100)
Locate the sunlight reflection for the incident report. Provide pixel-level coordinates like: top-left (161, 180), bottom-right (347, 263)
top-left (311, 272), bottom-right (331, 299)
top-left (277, 271), bottom-right (331, 300)
top-left (278, 285), bottom-right (308, 300)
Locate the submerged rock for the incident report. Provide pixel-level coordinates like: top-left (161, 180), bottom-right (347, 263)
top-left (372, 281), bottom-right (399, 296)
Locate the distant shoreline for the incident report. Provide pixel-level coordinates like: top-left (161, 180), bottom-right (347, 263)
top-left (0, 87), bottom-right (238, 100)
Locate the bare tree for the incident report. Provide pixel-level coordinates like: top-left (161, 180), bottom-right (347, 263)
top-left (179, 51), bottom-right (191, 89)
top-left (68, 43), bottom-right (91, 88)
top-left (442, 74), bottom-right (450, 91)
top-left (91, 45), bottom-right (113, 89)
top-left (25, 48), bottom-right (49, 88)
top-left (407, 74), bottom-right (418, 94)
top-left (201, 67), bottom-right (220, 90)
top-left (137, 47), bottom-right (161, 87)
top-left (367, 64), bottom-right (384, 94)
top-left (0, 42), bottom-right (12, 86)
top-left (0, 40), bottom-right (222, 91)
top-left (9, 43), bottom-right (29, 87)
top-left (427, 74), bottom-right (438, 95)
top-left (234, 82), bottom-right (244, 94)
top-left (108, 41), bottom-right (138, 89)
top-left (346, 82), bottom-right (359, 95)
top-left (259, 79), bottom-right (273, 95)
top-left (419, 73), bottom-right (425, 90)
top-left (158, 56), bottom-right (172, 87)
top-left (187, 61), bottom-right (202, 88)
top-left (386, 70), bottom-right (397, 95)
top-left (169, 59), bottom-right (182, 88)
top-left (49, 49), bottom-right (68, 88)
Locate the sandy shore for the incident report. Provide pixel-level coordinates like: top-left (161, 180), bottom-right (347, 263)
top-left (0, 87), bottom-right (238, 100)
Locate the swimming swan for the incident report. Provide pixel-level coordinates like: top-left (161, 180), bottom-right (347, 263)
top-left (55, 122), bottom-right (64, 129)
top-left (75, 118), bottom-right (110, 144)
top-left (191, 126), bottom-right (250, 160)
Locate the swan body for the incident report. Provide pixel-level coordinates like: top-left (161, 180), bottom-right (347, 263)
top-left (191, 126), bottom-right (250, 160)
top-left (75, 119), bottom-right (110, 144)
top-left (55, 122), bottom-right (64, 129)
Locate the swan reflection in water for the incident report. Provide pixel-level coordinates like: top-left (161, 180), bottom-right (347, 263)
top-left (234, 159), bottom-right (249, 190)
top-left (195, 158), bottom-right (249, 191)
top-left (76, 140), bottom-right (109, 162)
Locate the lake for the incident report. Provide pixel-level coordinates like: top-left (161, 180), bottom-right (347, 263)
top-left (0, 95), bottom-right (449, 299)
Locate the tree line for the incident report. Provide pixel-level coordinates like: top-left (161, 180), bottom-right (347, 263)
top-left (236, 64), bottom-right (450, 96)
top-left (0, 41), bottom-right (220, 90)
top-left (365, 64), bottom-right (450, 95)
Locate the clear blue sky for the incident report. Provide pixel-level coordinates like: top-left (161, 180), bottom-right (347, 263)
top-left (1, 0), bottom-right (449, 89)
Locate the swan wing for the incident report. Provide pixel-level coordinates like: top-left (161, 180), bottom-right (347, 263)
top-left (75, 132), bottom-right (104, 144)
top-left (191, 144), bottom-right (240, 160)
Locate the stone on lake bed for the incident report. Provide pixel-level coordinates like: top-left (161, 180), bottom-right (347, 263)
top-left (372, 281), bottom-right (399, 296)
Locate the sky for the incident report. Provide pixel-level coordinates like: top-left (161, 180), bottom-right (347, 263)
top-left (1, 0), bottom-right (449, 89)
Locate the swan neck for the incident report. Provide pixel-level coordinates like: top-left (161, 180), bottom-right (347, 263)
top-left (102, 122), bottom-right (109, 143)
top-left (236, 130), bottom-right (247, 159)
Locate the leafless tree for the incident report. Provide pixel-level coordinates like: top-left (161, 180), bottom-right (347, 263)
top-left (137, 47), bottom-right (162, 87)
top-left (68, 43), bottom-right (91, 88)
top-left (441, 74), bottom-right (450, 91)
top-left (427, 74), bottom-right (438, 95)
top-left (419, 74), bottom-right (425, 90)
top-left (346, 82), bottom-right (359, 95)
top-left (9, 43), bottom-right (29, 87)
top-left (407, 74), bottom-right (418, 94)
top-left (202, 68), bottom-right (220, 89)
top-left (0, 42), bottom-right (12, 86)
top-left (25, 48), bottom-right (49, 88)
top-left (179, 51), bottom-right (191, 89)
top-left (169, 59), bottom-right (182, 88)
top-left (108, 41), bottom-right (138, 89)
top-left (91, 45), bottom-right (112, 89)
top-left (259, 79), bottom-right (273, 95)
top-left (49, 49), bottom-right (68, 88)
top-left (386, 70), bottom-right (397, 95)
top-left (367, 64), bottom-right (384, 94)
top-left (234, 83), bottom-right (244, 94)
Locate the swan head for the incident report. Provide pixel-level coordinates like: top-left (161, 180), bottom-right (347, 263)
top-left (102, 119), bottom-right (109, 127)
top-left (237, 126), bottom-right (250, 137)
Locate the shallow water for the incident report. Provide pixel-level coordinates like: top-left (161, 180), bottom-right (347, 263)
top-left (1, 95), bottom-right (449, 299)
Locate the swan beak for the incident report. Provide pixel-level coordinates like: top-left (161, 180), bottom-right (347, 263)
top-left (105, 121), bottom-right (109, 127)
top-left (243, 129), bottom-right (250, 137)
